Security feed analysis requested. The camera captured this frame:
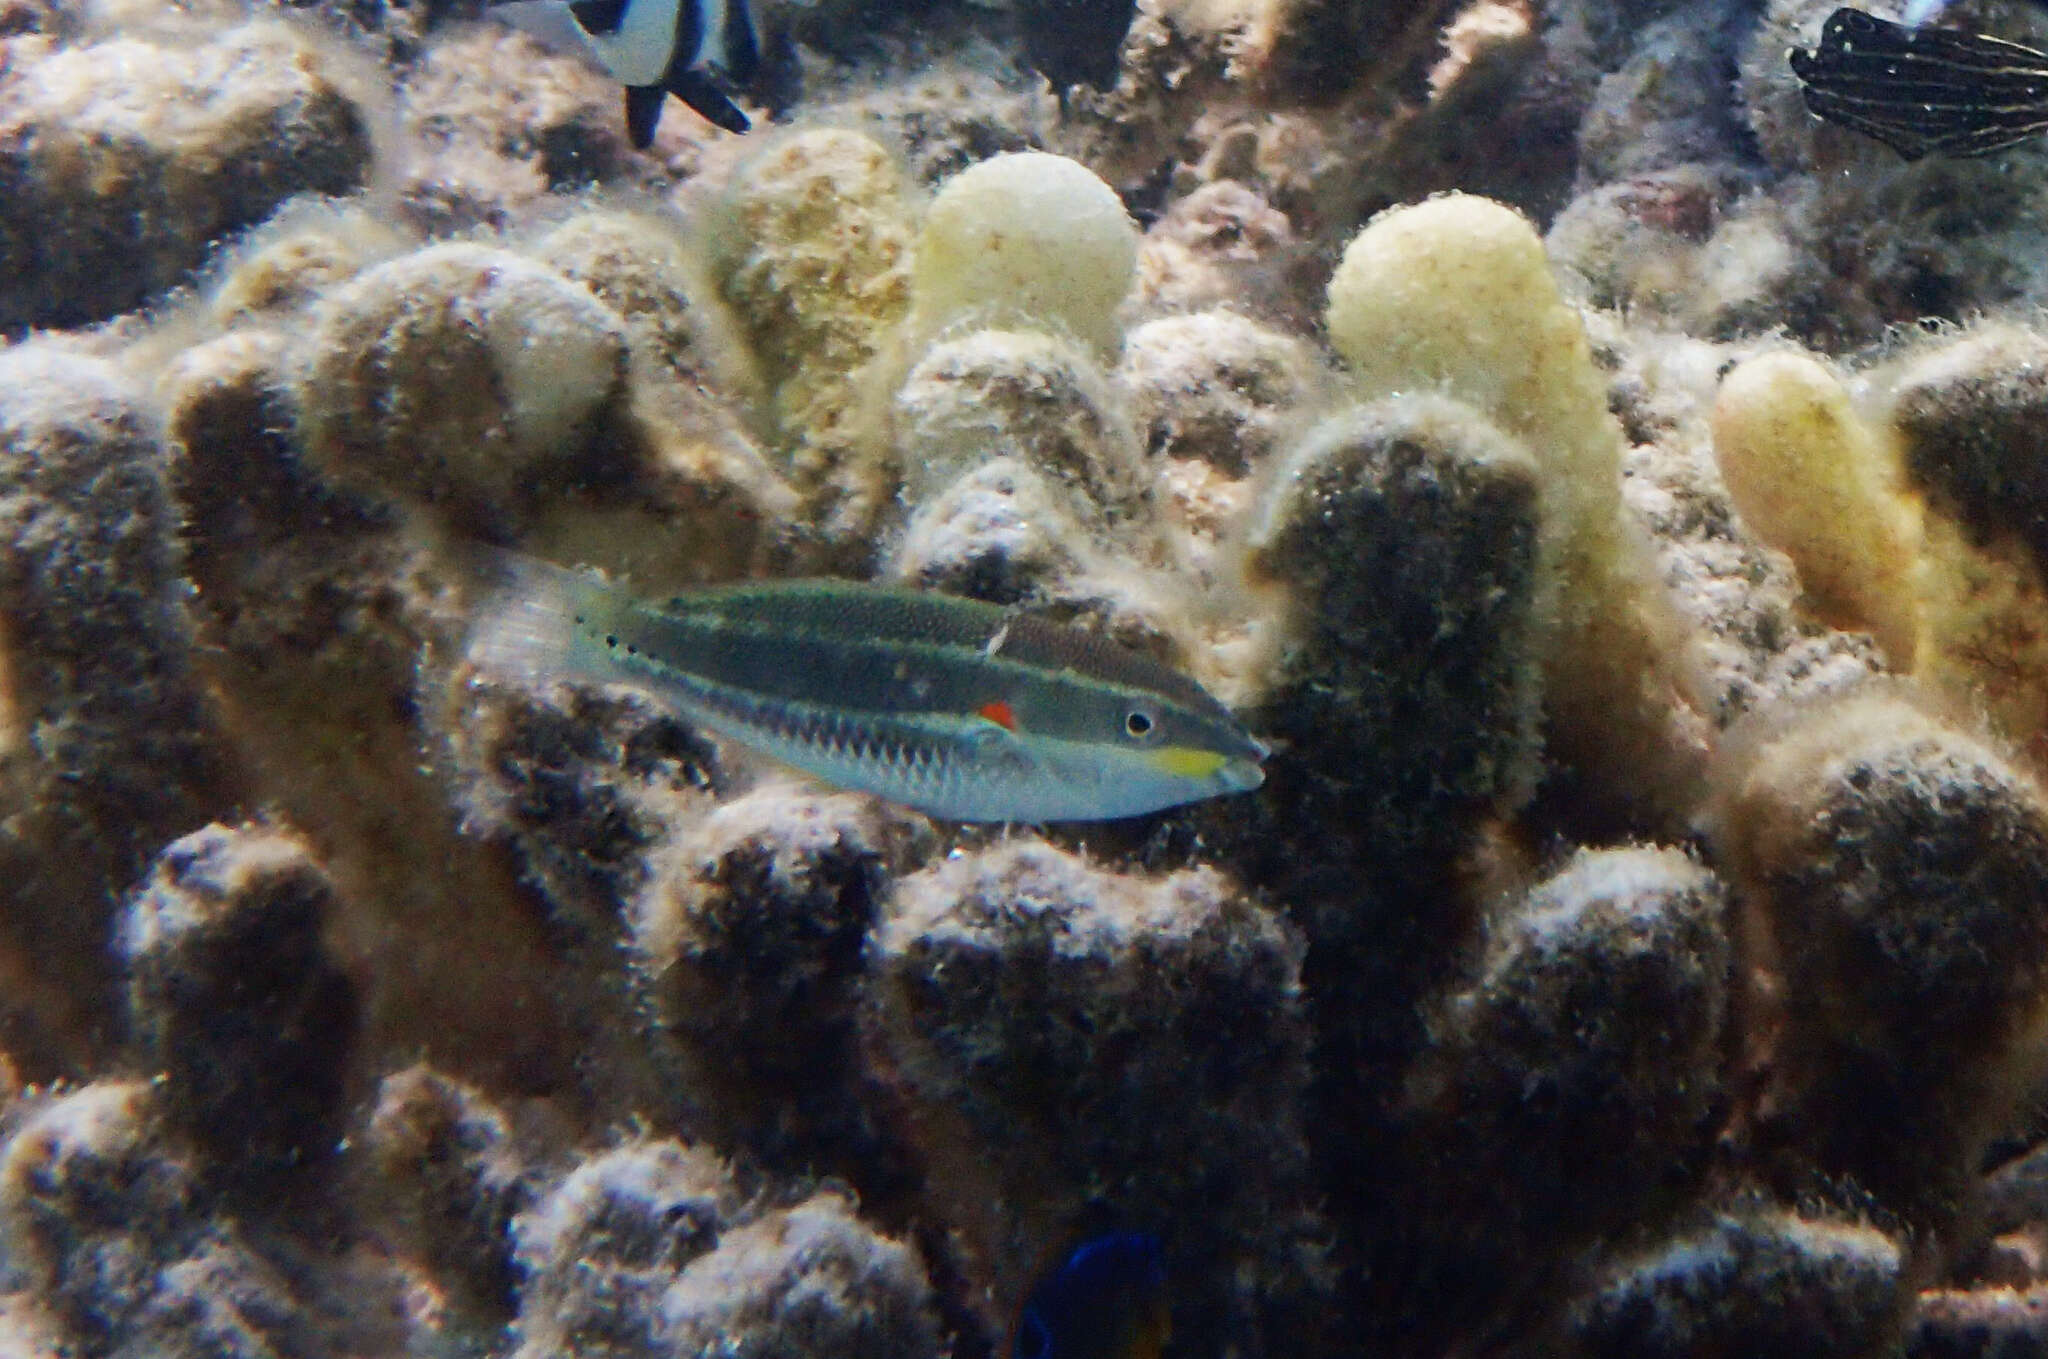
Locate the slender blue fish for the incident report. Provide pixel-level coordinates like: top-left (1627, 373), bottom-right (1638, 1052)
top-left (467, 555), bottom-right (1266, 823)
top-left (1013, 1233), bottom-right (1170, 1359)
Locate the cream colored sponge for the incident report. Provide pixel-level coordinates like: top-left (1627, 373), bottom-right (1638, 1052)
top-left (1324, 192), bottom-right (1708, 824)
top-left (910, 152), bottom-right (1138, 355)
top-left (1324, 193), bottom-right (1633, 576)
top-left (1711, 352), bottom-right (1921, 667)
top-left (1328, 194), bottom-right (1595, 423)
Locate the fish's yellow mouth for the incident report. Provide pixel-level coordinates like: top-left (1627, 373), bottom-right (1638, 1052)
top-left (1147, 746), bottom-right (1233, 781)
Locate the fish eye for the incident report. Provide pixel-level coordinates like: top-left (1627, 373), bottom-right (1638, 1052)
top-left (1123, 707), bottom-right (1158, 741)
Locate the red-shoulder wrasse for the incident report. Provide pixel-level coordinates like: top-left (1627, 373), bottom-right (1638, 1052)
top-left (1014, 1233), bottom-right (1170, 1359)
top-left (1790, 7), bottom-right (2048, 160)
top-left (467, 555), bottom-right (1267, 823)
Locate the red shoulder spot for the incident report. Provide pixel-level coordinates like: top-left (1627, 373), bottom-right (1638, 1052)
top-left (977, 699), bottom-right (1018, 731)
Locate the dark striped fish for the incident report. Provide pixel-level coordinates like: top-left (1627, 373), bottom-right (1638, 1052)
top-left (1790, 6), bottom-right (2048, 159)
top-left (468, 555), bottom-right (1267, 823)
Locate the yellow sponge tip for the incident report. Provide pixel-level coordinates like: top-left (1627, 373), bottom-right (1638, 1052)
top-left (912, 151), bottom-right (1137, 354)
top-left (1325, 194), bottom-right (1559, 402)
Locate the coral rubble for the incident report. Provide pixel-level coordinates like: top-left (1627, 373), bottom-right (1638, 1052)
top-left (118, 821), bottom-right (360, 1192)
top-left (1717, 687), bottom-right (2048, 1237)
top-left (0, 19), bottom-right (373, 332)
top-left (0, 349), bottom-right (243, 1075)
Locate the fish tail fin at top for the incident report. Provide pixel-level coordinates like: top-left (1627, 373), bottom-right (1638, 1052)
top-left (466, 550), bottom-right (624, 691)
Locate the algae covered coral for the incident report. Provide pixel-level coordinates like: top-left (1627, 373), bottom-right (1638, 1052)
top-left (14, 0), bottom-right (2048, 1354)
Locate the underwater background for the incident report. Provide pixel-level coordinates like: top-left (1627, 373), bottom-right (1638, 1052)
top-left (12, 0), bottom-right (2048, 1353)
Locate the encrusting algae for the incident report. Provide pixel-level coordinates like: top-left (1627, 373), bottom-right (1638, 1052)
top-left (11, 0), bottom-right (2048, 1354)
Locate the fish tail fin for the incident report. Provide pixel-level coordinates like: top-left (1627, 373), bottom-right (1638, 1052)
top-left (466, 550), bottom-right (624, 690)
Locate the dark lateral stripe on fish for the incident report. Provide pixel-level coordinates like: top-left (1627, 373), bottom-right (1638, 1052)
top-left (622, 583), bottom-right (1235, 723)
top-left (606, 620), bottom-right (1182, 759)
top-left (1791, 7), bottom-right (2048, 159)
top-left (614, 655), bottom-right (1032, 803)
top-left (614, 616), bottom-right (1044, 719)
top-left (595, 604), bottom-right (1102, 760)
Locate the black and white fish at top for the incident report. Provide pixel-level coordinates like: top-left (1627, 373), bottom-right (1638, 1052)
top-left (1020, 0), bottom-right (1138, 93)
top-left (492, 0), bottom-right (760, 147)
top-left (1790, 6), bottom-right (2048, 159)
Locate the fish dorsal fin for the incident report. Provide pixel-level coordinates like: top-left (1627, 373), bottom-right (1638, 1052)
top-left (568, 0), bottom-right (631, 34)
top-left (624, 83), bottom-right (668, 148)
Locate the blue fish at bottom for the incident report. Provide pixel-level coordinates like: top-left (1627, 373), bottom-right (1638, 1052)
top-left (1014, 1233), bottom-right (1170, 1359)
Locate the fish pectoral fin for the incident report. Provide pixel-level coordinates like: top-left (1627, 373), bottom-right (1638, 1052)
top-left (965, 720), bottom-right (1015, 749)
top-left (667, 67), bottom-right (752, 133)
top-left (961, 719), bottom-right (1037, 776)
top-left (624, 83), bottom-right (669, 147)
